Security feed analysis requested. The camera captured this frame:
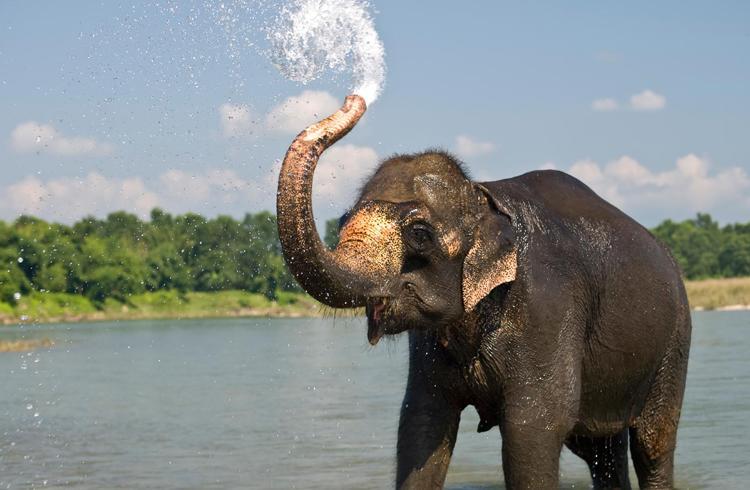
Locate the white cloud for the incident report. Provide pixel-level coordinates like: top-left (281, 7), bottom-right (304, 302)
top-left (218, 103), bottom-right (256, 137)
top-left (10, 121), bottom-right (113, 156)
top-left (314, 144), bottom-right (379, 208)
top-left (630, 89), bottom-right (666, 111)
top-left (158, 168), bottom-right (261, 209)
top-left (219, 90), bottom-right (348, 138)
top-left (562, 154), bottom-right (750, 221)
top-left (455, 135), bottom-right (496, 158)
top-left (0, 168), bottom-right (272, 222)
top-left (265, 90), bottom-right (340, 133)
top-left (569, 158), bottom-right (604, 183)
top-left (265, 143), bottom-right (380, 217)
top-left (0, 143), bottom-right (381, 223)
top-left (2, 173), bottom-right (158, 221)
top-left (591, 98), bottom-right (619, 111)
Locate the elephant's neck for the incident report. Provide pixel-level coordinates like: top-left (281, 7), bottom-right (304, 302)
top-left (441, 284), bottom-right (511, 367)
top-left (439, 307), bottom-right (499, 367)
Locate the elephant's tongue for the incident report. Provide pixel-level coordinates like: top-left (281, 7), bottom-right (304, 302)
top-left (366, 300), bottom-right (387, 346)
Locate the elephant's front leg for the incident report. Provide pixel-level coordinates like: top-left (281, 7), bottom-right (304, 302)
top-left (396, 368), bottom-right (461, 489)
top-left (396, 391), bottom-right (460, 489)
top-left (500, 387), bottom-right (575, 490)
top-left (500, 421), bottom-right (565, 489)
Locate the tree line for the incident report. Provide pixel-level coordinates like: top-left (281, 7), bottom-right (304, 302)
top-left (0, 210), bottom-right (748, 305)
top-left (651, 213), bottom-right (750, 279)
top-left (0, 209), bottom-right (333, 305)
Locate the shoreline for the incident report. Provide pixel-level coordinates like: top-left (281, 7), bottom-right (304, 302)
top-left (0, 280), bottom-right (747, 353)
top-left (1, 277), bottom-right (749, 327)
top-left (0, 306), bottom-right (322, 326)
top-left (694, 304), bottom-right (750, 312)
top-left (3, 303), bottom-right (747, 328)
top-left (684, 277), bottom-right (750, 312)
top-left (0, 290), bottom-right (325, 327)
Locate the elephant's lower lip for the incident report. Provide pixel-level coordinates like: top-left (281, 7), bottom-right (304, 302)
top-left (366, 298), bottom-right (388, 345)
top-left (367, 318), bottom-right (384, 346)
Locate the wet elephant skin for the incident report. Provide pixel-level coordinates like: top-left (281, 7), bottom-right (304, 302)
top-left (276, 99), bottom-right (691, 489)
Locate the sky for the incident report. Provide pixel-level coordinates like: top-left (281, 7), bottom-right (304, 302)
top-left (1, 0), bottom-right (749, 227)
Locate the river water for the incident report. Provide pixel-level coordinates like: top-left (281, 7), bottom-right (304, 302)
top-left (1, 311), bottom-right (748, 489)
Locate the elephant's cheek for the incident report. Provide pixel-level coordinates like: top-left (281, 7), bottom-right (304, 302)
top-left (337, 205), bottom-right (404, 281)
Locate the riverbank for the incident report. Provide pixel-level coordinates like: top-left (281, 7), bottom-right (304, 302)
top-left (685, 277), bottom-right (750, 311)
top-left (1, 277), bottom-right (748, 328)
top-left (0, 290), bottom-right (324, 326)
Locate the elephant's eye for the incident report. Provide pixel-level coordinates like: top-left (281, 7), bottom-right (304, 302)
top-left (407, 223), bottom-right (434, 252)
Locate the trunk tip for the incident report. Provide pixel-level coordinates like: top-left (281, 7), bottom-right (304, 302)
top-left (345, 94), bottom-right (367, 113)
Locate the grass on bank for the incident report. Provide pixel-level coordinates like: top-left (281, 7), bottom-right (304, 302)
top-left (0, 289), bottom-right (321, 325)
top-left (685, 277), bottom-right (750, 310)
top-left (1, 277), bottom-right (749, 326)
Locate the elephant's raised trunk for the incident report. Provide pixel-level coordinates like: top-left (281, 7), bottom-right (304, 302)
top-left (276, 95), bottom-right (371, 308)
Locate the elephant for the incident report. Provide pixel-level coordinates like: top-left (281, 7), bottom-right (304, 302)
top-left (276, 95), bottom-right (691, 489)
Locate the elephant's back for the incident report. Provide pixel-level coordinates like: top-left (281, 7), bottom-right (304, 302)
top-left (508, 170), bottom-right (686, 295)
top-left (486, 170), bottom-right (680, 282)
top-left (495, 169), bottom-right (631, 224)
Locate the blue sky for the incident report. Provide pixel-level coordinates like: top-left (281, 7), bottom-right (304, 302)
top-left (1, 1), bottom-right (748, 226)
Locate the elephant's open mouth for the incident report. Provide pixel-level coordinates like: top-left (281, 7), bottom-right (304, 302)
top-left (366, 297), bottom-right (390, 345)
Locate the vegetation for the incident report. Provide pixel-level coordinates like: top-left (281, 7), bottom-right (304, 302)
top-left (0, 210), bottom-right (749, 323)
top-left (684, 277), bottom-right (750, 311)
top-left (0, 289), bottom-right (318, 325)
top-left (0, 209), bottom-right (301, 308)
top-left (651, 213), bottom-right (750, 279)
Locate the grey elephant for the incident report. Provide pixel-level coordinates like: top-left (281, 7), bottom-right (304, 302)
top-left (276, 95), bottom-right (691, 489)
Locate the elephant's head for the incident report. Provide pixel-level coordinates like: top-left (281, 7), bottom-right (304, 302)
top-left (277, 96), bottom-right (517, 345)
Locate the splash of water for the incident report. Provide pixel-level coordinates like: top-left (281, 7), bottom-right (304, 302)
top-left (267, 0), bottom-right (386, 105)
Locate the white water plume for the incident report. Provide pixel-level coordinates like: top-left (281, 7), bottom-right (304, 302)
top-left (267, 0), bottom-right (386, 105)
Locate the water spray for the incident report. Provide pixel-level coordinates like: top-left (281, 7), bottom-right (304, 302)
top-left (267, 0), bottom-right (386, 105)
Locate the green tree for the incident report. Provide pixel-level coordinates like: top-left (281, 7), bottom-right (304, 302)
top-left (0, 223), bottom-right (31, 303)
top-left (651, 213), bottom-right (750, 279)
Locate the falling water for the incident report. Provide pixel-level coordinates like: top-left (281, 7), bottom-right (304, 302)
top-left (267, 0), bottom-right (386, 105)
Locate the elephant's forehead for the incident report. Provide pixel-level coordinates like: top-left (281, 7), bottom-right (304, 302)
top-left (359, 173), bottom-right (419, 202)
top-left (361, 175), bottom-right (469, 218)
top-left (360, 156), bottom-right (469, 206)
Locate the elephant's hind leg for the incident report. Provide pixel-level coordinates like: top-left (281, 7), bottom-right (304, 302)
top-left (565, 429), bottom-right (631, 489)
top-left (628, 383), bottom-right (683, 489)
top-left (629, 320), bottom-right (690, 489)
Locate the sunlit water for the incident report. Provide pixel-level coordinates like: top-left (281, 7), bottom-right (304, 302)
top-left (1, 311), bottom-right (748, 489)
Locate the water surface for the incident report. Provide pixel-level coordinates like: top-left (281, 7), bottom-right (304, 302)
top-left (1, 311), bottom-right (748, 488)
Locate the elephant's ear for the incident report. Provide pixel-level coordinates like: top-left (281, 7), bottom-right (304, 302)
top-left (462, 184), bottom-right (518, 312)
